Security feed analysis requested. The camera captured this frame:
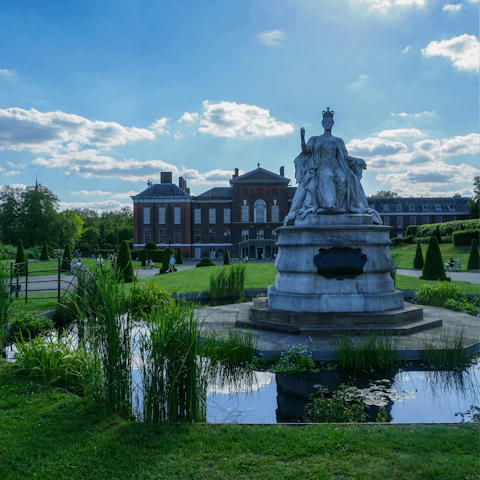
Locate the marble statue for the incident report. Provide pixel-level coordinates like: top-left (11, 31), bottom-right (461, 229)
top-left (284, 108), bottom-right (382, 225)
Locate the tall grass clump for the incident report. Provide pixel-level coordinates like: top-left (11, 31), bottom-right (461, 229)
top-left (336, 333), bottom-right (403, 371)
top-left (210, 328), bottom-right (256, 367)
top-left (209, 263), bottom-right (246, 301)
top-left (0, 248), bottom-right (14, 354)
top-left (414, 281), bottom-right (464, 308)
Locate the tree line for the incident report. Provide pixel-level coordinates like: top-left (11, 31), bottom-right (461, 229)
top-left (0, 183), bottom-right (133, 250)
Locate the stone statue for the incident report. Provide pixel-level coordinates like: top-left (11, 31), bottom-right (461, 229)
top-left (284, 108), bottom-right (382, 225)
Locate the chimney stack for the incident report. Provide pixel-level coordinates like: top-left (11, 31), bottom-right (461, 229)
top-left (234, 168), bottom-right (239, 177)
top-left (179, 176), bottom-right (187, 191)
top-left (160, 171), bottom-right (172, 184)
top-left (280, 166), bottom-right (284, 176)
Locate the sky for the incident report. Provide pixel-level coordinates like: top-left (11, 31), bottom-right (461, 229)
top-left (0, 0), bottom-right (479, 212)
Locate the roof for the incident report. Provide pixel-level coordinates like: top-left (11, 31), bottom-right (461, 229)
top-left (196, 187), bottom-right (233, 198)
top-left (366, 196), bottom-right (469, 214)
top-left (131, 183), bottom-right (190, 199)
top-left (230, 167), bottom-right (290, 185)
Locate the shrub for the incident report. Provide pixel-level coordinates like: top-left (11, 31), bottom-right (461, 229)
top-left (421, 236), bottom-right (448, 281)
top-left (40, 241), bottom-right (49, 260)
top-left (14, 239), bottom-right (26, 274)
top-left (467, 239), bottom-right (479, 270)
top-left (114, 245), bottom-right (119, 254)
top-left (273, 345), bottom-right (317, 374)
top-left (413, 243), bottom-right (424, 269)
top-left (128, 281), bottom-right (172, 315)
top-left (391, 236), bottom-right (412, 247)
top-left (161, 247), bottom-right (175, 273)
top-left (436, 225), bottom-right (442, 245)
top-left (444, 297), bottom-right (480, 317)
top-left (175, 249), bottom-right (183, 265)
top-left (145, 241), bottom-right (157, 250)
top-left (61, 243), bottom-right (73, 272)
top-left (52, 302), bottom-right (78, 327)
top-left (223, 250), bottom-right (230, 265)
top-left (116, 240), bottom-right (134, 283)
top-left (406, 219), bottom-right (479, 242)
top-left (10, 313), bottom-right (54, 338)
top-left (196, 257), bottom-right (215, 268)
top-left (414, 281), bottom-right (463, 307)
top-left (453, 229), bottom-right (480, 246)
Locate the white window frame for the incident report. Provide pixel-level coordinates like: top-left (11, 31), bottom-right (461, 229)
top-left (382, 205), bottom-right (389, 212)
top-left (271, 204), bottom-right (279, 223)
top-left (257, 230), bottom-right (264, 240)
top-left (174, 207), bottom-right (181, 225)
top-left (194, 230), bottom-right (201, 244)
top-left (209, 208), bottom-right (216, 224)
top-left (174, 230), bottom-right (181, 244)
top-left (383, 216), bottom-right (390, 226)
top-left (241, 230), bottom-right (249, 242)
top-left (144, 229), bottom-right (150, 243)
top-left (423, 216), bottom-right (430, 224)
top-left (223, 230), bottom-right (231, 243)
top-left (158, 230), bottom-right (165, 244)
top-left (396, 204), bottom-right (402, 212)
top-left (410, 216), bottom-right (416, 226)
top-left (409, 204), bottom-right (415, 212)
top-left (194, 209), bottom-right (201, 224)
top-left (143, 207), bottom-right (150, 224)
top-left (254, 199), bottom-right (266, 223)
top-left (397, 216), bottom-right (403, 228)
top-left (209, 229), bottom-right (216, 243)
top-left (241, 205), bottom-right (249, 222)
top-left (158, 207), bottom-right (166, 224)
top-left (223, 208), bottom-right (231, 224)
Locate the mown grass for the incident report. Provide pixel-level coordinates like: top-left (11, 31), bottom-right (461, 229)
top-left (395, 274), bottom-right (479, 295)
top-left (0, 366), bottom-right (478, 480)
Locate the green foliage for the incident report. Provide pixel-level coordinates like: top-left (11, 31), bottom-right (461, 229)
top-left (10, 313), bottom-right (54, 338)
top-left (40, 241), bottom-right (49, 260)
top-left (273, 345), bottom-right (317, 374)
top-left (127, 281), bottom-right (173, 315)
top-left (304, 384), bottom-right (369, 423)
top-left (175, 249), bottom-right (183, 265)
top-left (414, 281), bottom-right (464, 307)
top-left (444, 297), bottom-right (480, 317)
top-left (223, 250), bottom-right (230, 265)
top-left (406, 219), bottom-right (479, 243)
top-left (391, 236), bottom-right (413, 247)
top-left (196, 257), bottom-right (215, 268)
top-left (413, 243), bottom-right (424, 269)
top-left (436, 225), bottom-right (442, 245)
top-left (209, 264), bottom-right (246, 301)
top-left (0, 248), bottom-right (14, 351)
top-left (145, 241), bottom-right (157, 250)
top-left (162, 247), bottom-right (175, 272)
top-left (453, 229), bottom-right (480, 246)
top-left (467, 239), bottom-right (479, 270)
top-left (116, 240), bottom-right (134, 283)
top-left (15, 239), bottom-right (26, 274)
top-left (336, 334), bottom-right (403, 371)
top-left (421, 236), bottom-right (448, 281)
top-left (61, 243), bottom-right (73, 272)
top-left (52, 302), bottom-right (78, 327)
top-left (207, 328), bottom-right (256, 367)
top-left (368, 190), bottom-right (398, 198)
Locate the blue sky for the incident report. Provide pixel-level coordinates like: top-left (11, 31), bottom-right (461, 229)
top-left (0, 0), bottom-right (478, 212)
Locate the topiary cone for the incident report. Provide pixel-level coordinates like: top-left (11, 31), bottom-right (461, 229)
top-left (467, 238), bottom-right (479, 270)
top-left (40, 240), bottom-right (49, 261)
top-left (61, 244), bottom-right (73, 272)
top-left (175, 249), bottom-right (183, 265)
top-left (116, 240), bottom-right (134, 283)
top-left (223, 250), bottom-right (230, 265)
top-left (421, 236), bottom-right (448, 281)
top-left (15, 239), bottom-right (26, 273)
top-left (413, 243), bottom-right (424, 269)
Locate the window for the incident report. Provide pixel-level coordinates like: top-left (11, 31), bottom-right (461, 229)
top-left (422, 204), bottom-right (428, 212)
top-left (271, 205), bottom-right (279, 222)
top-left (383, 216), bottom-right (390, 226)
top-left (382, 205), bottom-right (389, 212)
top-left (397, 216), bottom-right (403, 228)
top-left (272, 231), bottom-right (278, 242)
top-left (410, 216), bottom-right (416, 226)
top-left (254, 199), bottom-right (266, 223)
top-left (396, 204), bottom-right (402, 212)
top-left (223, 208), bottom-right (231, 224)
top-left (257, 230), bottom-right (264, 240)
top-left (194, 230), bottom-right (201, 244)
top-left (194, 209), bottom-right (201, 224)
top-left (223, 230), bottom-right (231, 243)
top-left (423, 216), bottom-right (430, 224)
top-left (209, 230), bottom-right (216, 243)
top-left (158, 230), bottom-right (165, 244)
top-left (436, 216), bottom-right (442, 223)
top-left (435, 204), bottom-right (442, 211)
top-left (241, 205), bottom-right (249, 222)
top-left (143, 207), bottom-right (150, 224)
top-left (144, 229), bottom-right (150, 243)
top-left (158, 207), bottom-right (166, 224)
top-left (241, 230), bottom-right (249, 241)
top-left (448, 204), bottom-right (455, 211)
top-left (397, 232), bottom-right (404, 238)
top-left (209, 208), bottom-right (216, 224)
top-left (174, 230), bottom-right (181, 244)
top-left (409, 204), bottom-right (415, 212)
top-left (174, 207), bottom-right (181, 224)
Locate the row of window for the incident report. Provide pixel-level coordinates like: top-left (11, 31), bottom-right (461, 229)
top-left (377, 204), bottom-right (455, 213)
top-left (382, 216), bottom-right (445, 227)
top-left (143, 206), bottom-right (181, 225)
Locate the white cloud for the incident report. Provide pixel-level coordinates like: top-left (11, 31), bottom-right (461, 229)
top-left (174, 132), bottom-right (183, 139)
top-left (4, 170), bottom-right (20, 176)
top-left (390, 111), bottom-right (435, 118)
top-left (0, 183), bottom-right (27, 191)
top-left (414, 133), bottom-right (480, 156)
top-left (402, 46), bottom-right (411, 54)
top-left (148, 117), bottom-right (170, 135)
top-left (0, 107), bottom-right (155, 154)
top-left (198, 101), bottom-right (294, 138)
top-left (346, 137), bottom-right (408, 157)
top-left (351, 0), bottom-right (426, 14)
top-left (257, 30), bottom-right (286, 47)
top-left (375, 128), bottom-right (428, 138)
top-left (71, 190), bottom-right (112, 196)
top-left (422, 34), bottom-right (480, 72)
top-left (0, 69), bottom-right (16, 78)
top-left (179, 112), bottom-right (199, 123)
top-left (348, 74), bottom-right (369, 89)
top-left (443, 4), bottom-right (462, 11)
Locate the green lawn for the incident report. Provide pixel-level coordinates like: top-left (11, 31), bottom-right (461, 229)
top-left (0, 367), bottom-right (478, 480)
top-left (395, 274), bottom-right (480, 294)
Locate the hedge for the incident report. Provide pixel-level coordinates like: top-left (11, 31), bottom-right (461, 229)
top-left (136, 249), bottom-right (164, 266)
top-left (196, 257), bottom-right (216, 268)
top-left (391, 236), bottom-right (413, 247)
top-left (406, 219), bottom-right (479, 241)
top-left (453, 229), bottom-right (480, 246)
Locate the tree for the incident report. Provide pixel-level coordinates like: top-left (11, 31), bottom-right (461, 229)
top-left (0, 186), bottom-right (23, 245)
top-left (145, 242), bottom-right (157, 250)
top-left (223, 250), bottom-right (230, 265)
top-left (467, 239), bottom-right (479, 270)
top-left (40, 241), bottom-right (49, 261)
top-left (421, 237), bottom-right (447, 281)
top-left (15, 239), bottom-right (26, 274)
top-left (61, 244), bottom-right (73, 272)
top-left (368, 190), bottom-right (399, 198)
top-left (58, 211), bottom-right (84, 247)
top-left (78, 227), bottom-right (100, 251)
top-left (175, 249), bottom-right (183, 265)
top-left (467, 176), bottom-right (480, 219)
top-left (116, 240), bottom-right (134, 283)
top-left (413, 243), bottom-right (424, 269)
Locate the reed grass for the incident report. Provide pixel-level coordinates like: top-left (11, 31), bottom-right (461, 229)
top-left (209, 327), bottom-right (256, 367)
top-left (209, 264), bottom-right (246, 301)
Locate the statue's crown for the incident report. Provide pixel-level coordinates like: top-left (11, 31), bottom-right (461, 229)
top-left (322, 107), bottom-right (334, 118)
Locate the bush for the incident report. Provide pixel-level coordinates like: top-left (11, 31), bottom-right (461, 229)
top-left (453, 229), bottom-right (480, 246)
top-left (406, 219), bottom-right (479, 242)
top-left (11, 313), bottom-right (54, 338)
top-left (414, 281), bottom-right (463, 307)
top-left (40, 241), bottom-right (49, 260)
top-left (273, 345), bottom-right (317, 374)
top-left (61, 243), bottom-right (73, 272)
top-left (175, 249), bottom-right (183, 265)
top-left (413, 243), bottom-right (424, 269)
top-left (223, 250), bottom-right (230, 265)
top-left (444, 297), bottom-right (480, 317)
top-left (116, 240), bottom-right (134, 283)
top-left (391, 236), bottom-right (413, 247)
top-left (128, 281), bottom-right (172, 315)
top-left (52, 302), bottom-right (77, 327)
top-left (161, 247), bottom-right (175, 273)
top-left (196, 257), bottom-right (216, 268)
top-left (421, 237), bottom-right (448, 281)
top-left (15, 239), bottom-right (26, 274)
top-left (145, 241), bottom-right (157, 250)
top-left (467, 239), bottom-right (479, 270)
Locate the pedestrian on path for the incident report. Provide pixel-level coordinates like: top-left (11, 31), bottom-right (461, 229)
top-left (167, 254), bottom-right (175, 273)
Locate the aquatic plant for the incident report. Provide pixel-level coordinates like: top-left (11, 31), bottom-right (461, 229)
top-left (209, 264), bottom-right (246, 302)
top-left (10, 313), bottom-right (54, 338)
top-left (273, 345), bottom-right (317, 375)
top-left (128, 281), bottom-right (173, 316)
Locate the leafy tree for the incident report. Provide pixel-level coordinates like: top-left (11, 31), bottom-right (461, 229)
top-left (467, 239), bottom-right (479, 270)
top-left (467, 176), bottom-right (480, 219)
top-left (223, 250), bottom-right (230, 265)
top-left (78, 227), bottom-right (100, 251)
top-left (58, 211), bottom-right (84, 247)
top-left (0, 186), bottom-right (23, 245)
top-left (413, 243), bottom-right (423, 269)
top-left (116, 240), bottom-right (134, 283)
top-left (175, 249), bottom-right (183, 265)
top-left (421, 237), bottom-right (447, 281)
top-left (40, 241), bottom-right (49, 261)
top-left (15, 239), bottom-right (26, 274)
top-left (61, 244), bottom-right (73, 272)
top-left (368, 190), bottom-right (399, 198)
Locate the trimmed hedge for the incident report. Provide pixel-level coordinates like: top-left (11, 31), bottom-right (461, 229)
top-left (467, 239), bottom-right (479, 270)
top-left (15, 239), bottom-right (26, 273)
top-left (145, 241), bottom-right (157, 250)
top-left (421, 236), bottom-right (449, 281)
top-left (116, 240), bottom-right (134, 283)
top-left (453, 229), bottom-right (480, 246)
top-left (413, 243), bottom-right (424, 269)
top-left (175, 249), bottom-right (183, 265)
top-left (406, 219), bottom-right (479, 242)
top-left (137, 249), bottom-right (164, 266)
top-left (40, 241), bottom-right (49, 260)
top-left (391, 236), bottom-right (413, 247)
top-left (61, 244), bottom-right (73, 272)
top-left (223, 250), bottom-right (230, 265)
top-left (196, 257), bottom-right (216, 268)
top-left (161, 247), bottom-right (175, 273)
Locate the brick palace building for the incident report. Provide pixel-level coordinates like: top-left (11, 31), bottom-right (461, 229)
top-left (132, 167), bottom-right (470, 259)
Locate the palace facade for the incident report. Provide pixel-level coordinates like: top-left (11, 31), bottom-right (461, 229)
top-left (132, 167), bottom-right (470, 259)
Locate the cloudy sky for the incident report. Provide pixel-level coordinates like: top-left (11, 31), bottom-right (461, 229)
top-left (0, 0), bottom-right (478, 212)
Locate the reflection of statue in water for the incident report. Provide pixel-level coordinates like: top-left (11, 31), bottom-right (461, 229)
top-left (284, 108), bottom-right (382, 225)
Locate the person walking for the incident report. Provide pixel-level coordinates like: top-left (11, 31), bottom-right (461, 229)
top-left (110, 253), bottom-right (116, 273)
top-left (167, 254), bottom-right (175, 273)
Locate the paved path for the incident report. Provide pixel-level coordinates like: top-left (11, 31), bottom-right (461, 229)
top-left (397, 268), bottom-right (480, 286)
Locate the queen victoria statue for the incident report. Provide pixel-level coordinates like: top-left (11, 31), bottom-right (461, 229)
top-left (284, 108), bottom-right (381, 225)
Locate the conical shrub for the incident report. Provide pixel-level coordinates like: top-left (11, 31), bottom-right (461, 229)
top-left (15, 239), bottom-right (26, 274)
top-left (116, 240), bottom-right (134, 283)
top-left (223, 250), bottom-right (230, 265)
top-left (40, 241), bottom-right (49, 261)
top-left (413, 243), bottom-right (424, 269)
top-left (61, 244), bottom-right (73, 272)
top-left (175, 249), bottom-right (183, 265)
top-left (421, 236), bottom-right (448, 281)
top-left (467, 238), bottom-right (479, 270)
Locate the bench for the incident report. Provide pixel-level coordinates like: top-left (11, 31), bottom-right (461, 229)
top-left (445, 259), bottom-right (461, 272)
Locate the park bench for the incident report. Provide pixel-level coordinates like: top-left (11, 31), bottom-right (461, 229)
top-left (445, 259), bottom-right (461, 272)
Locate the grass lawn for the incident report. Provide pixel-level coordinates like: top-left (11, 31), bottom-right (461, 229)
top-left (0, 367), bottom-right (478, 480)
top-left (395, 275), bottom-right (480, 295)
